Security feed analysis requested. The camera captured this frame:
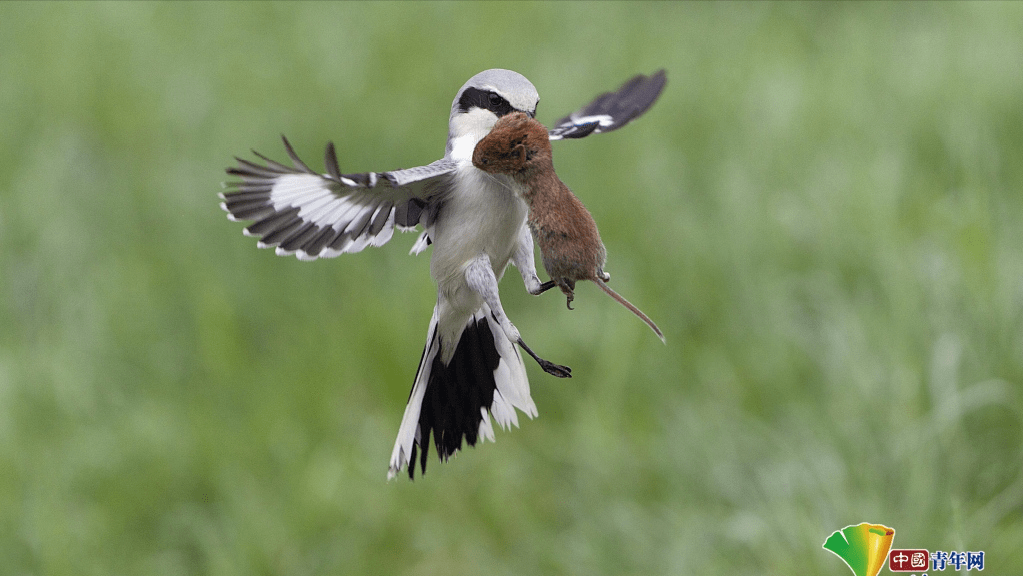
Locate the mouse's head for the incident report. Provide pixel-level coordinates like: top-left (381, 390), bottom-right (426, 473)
top-left (472, 112), bottom-right (552, 176)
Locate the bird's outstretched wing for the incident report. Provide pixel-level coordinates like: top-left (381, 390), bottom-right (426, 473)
top-left (547, 69), bottom-right (667, 141)
top-left (220, 136), bottom-right (455, 260)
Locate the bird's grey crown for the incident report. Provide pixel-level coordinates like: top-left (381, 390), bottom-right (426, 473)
top-left (450, 69), bottom-right (540, 121)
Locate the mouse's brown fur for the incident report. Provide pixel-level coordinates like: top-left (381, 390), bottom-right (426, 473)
top-left (473, 112), bottom-right (664, 342)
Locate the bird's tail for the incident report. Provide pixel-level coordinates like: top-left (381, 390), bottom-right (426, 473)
top-left (592, 277), bottom-right (666, 343)
top-left (387, 304), bottom-right (537, 479)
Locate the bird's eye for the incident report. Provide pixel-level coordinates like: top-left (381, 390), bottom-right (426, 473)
top-left (479, 90), bottom-right (513, 116)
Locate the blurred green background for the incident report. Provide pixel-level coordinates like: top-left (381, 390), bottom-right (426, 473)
top-left (2, 2), bottom-right (1021, 575)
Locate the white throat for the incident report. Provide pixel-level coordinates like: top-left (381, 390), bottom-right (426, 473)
top-left (447, 108), bottom-right (500, 162)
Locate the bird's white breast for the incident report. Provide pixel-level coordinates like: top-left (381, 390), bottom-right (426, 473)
top-left (429, 162), bottom-right (527, 302)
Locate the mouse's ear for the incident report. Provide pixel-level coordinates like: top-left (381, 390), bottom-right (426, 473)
top-left (513, 142), bottom-right (527, 166)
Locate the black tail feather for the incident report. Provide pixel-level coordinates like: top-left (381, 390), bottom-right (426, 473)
top-left (408, 317), bottom-right (501, 479)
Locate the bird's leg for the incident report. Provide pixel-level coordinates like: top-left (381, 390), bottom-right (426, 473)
top-left (511, 224), bottom-right (549, 296)
top-left (465, 253), bottom-right (571, 378)
top-left (534, 280), bottom-right (557, 295)
top-left (517, 338), bottom-right (571, 378)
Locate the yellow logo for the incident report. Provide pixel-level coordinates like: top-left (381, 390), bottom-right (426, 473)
top-left (822, 523), bottom-right (895, 576)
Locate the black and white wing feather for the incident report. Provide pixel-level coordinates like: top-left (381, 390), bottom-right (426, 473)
top-left (220, 136), bottom-right (455, 260)
top-left (547, 69), bottom-right (667, 141)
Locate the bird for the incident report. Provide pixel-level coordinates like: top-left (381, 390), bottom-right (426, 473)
top-left (219, 68), bottom-right (667, 479)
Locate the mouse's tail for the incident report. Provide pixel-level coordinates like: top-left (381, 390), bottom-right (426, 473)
top-left (593, 278), bottom-right (666, 343)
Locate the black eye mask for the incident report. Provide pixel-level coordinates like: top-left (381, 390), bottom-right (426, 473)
top-left (457, 87), bottom-right (516, 117)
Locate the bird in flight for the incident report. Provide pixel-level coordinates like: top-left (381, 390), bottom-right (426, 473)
top-left (220, 68), bottom-right (666, 479)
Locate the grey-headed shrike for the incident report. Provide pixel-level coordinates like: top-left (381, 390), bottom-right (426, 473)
top-left (220, 69), bottom-right (666, 479)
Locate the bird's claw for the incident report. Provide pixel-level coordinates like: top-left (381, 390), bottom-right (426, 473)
top-left (538, 359), bottom-right (572, 378)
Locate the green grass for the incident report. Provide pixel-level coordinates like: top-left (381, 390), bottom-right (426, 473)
top-left (2, 2), bottom-right (1021, 575)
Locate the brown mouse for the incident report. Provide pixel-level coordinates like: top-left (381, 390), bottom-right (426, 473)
top-left (473, 112), bottom-right (664, 342)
